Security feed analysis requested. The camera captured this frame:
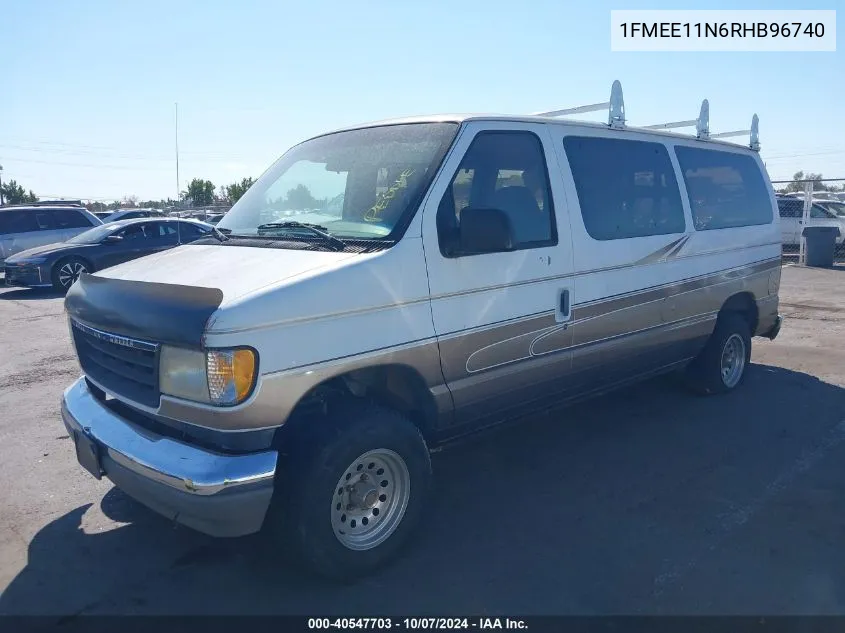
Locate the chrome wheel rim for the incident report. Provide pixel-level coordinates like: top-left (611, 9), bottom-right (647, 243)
top-left (720, 333), bottom-right (746, 388)
top-left (58, 262), bottom-right (87, 288)
top-left (331, 448), bottom-right (410, 551)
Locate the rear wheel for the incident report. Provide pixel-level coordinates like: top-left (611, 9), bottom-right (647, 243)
top-left (271, 400), bottom-right (432, 581)
top-left (51, 257), bottom-right (91, 292)
top-left (685, 312), bottom-right (752, 395)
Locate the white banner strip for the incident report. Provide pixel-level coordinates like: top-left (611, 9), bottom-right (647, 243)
top-left (611, 10), bottom-right (836, 52)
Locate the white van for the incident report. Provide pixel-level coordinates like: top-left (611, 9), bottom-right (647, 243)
top-left (61, 83), bottom-right (783, 579)
top-left (776, 196), bottom-right (845, 246)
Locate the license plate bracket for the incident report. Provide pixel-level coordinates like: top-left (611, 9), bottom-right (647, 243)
top-left (74, 429), bottom-right (103, 480)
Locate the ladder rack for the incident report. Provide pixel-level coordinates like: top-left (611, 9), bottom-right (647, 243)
top-left (534, 80), bottom-right (760, 151)
top-left (534, 80), bottom-right (626, 129)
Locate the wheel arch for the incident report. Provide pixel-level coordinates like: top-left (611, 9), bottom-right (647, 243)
top-left (275, 363), bottom-right (441, 447)
top-left (719, 291), bottom-right (758, 335)
top-left (53, 253), bottom-right (96, 273)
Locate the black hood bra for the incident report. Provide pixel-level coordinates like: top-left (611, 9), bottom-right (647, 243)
top-left (65, 273), bottom-right (224, 348)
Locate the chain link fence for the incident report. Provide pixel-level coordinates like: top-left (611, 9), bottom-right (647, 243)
top-left (771, 178), bottom-right (845, 264)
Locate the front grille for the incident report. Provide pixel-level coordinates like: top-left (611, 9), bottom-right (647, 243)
top-left (5, 264), bottom-right (42, 285)
top-left (71, 320), bottom-right (161, 407)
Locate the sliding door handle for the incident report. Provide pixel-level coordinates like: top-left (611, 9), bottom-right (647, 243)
top-left (555, 288), bottom-right (572, 324)
top-left (560, 289), bottom-right (570, 315)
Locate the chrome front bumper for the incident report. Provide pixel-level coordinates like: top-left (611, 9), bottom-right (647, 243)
top-left (61, 377), bottom-right (278, 537)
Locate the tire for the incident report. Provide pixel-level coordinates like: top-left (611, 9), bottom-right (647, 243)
top-left (685, 312), bottom-right (752, 395)
top-left (51, 257), bottom-right (92, 292)
top-left (271, 399), bottom-right (432, 581)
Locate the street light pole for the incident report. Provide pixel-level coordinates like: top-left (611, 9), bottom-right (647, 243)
top-left (0, 164), bottom-right (4, 206)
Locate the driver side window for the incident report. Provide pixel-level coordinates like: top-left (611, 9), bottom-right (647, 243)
top-left (437, 131), bottom-right (556, 258)
top-left (118, 224), bottom-right (147, 240)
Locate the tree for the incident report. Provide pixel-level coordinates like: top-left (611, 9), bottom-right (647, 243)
top-left (784, 171), bottom-right (829, 193)
top-left (225, 177), bottom-right (256, 204)
top-left (86, 202), bottom-right (108, 213)
top-left (120, 195), bottom-right (140, 208)
top-left (281, 184), bottom-right (317, 210)
top-left (182, 178), bottom-right (215, 207)
top-left (0, 180), bottom-right (38, 204)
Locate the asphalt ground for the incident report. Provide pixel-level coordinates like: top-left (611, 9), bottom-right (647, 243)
top-left (1, 263), bottom-right (845, 617)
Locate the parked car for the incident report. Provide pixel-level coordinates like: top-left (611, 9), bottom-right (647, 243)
top-left (0, 203), bottom-right (103, 266)
top-left (101, 208), bottom-right (166, 223)
top-left (205, 213), bottom-right (225, 225)
top-left (61, 102), bottom-right (782, 581)
top-left (776, 196), bottom-right (845, 246)
top-left (813, 199), bottom-right (845, 218)
top-left (4, 217), bottom-right (215, 291)
top-left (93, 211), bottom-right (114, 221)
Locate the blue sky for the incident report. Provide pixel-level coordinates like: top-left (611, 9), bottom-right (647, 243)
top-left (1, 0), bottom-right (842, 201)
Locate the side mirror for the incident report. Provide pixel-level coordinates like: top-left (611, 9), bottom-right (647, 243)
top-left (103, 234), bottom-right (123, 244)
top-left (458, 207), bottom-right (514, 255)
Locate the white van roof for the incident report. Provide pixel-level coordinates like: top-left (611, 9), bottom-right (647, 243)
top-left (329, 114), bottom-right (759, 153)
top-left (326, 80), bottom-right (761, 154)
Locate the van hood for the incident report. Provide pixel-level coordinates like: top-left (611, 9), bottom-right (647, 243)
top-left (65, 244), bottom-right (361, 348)
top-left (95, 244), bottom-right (359, 302)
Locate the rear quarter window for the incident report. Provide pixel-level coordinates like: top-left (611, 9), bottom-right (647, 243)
top-left (675, 146), bottom-right (773, 230)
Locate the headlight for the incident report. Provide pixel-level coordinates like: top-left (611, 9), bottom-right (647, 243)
top-left (159, 345), bottom-right (257, 406)
top-left (206, 348), bottom-right (257, 405)
top-left (14, 256), bottom-right (48, 264)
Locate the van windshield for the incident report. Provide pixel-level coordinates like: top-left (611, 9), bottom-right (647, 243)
top-left (218, 123), bottom-right (459, 241)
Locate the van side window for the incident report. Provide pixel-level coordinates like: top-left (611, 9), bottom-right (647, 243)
top-left (563, 136), bottom-right (685, 241)
top-left (437, 131), bottom-right (556, 257)
top-left (675, 146), bottom-right (773, 230)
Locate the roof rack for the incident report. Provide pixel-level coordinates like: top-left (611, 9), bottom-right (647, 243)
top-left (1, 199), bottom-right (85, 208)
top-left (534, 80), bottom-right (626, 129)
top-left (533, 80), bottom-right (760, 151)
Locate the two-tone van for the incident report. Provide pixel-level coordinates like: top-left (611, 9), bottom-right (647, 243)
top-left (61, 82), bottom-right (783, 579)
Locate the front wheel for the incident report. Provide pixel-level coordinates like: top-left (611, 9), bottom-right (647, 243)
top-left (685, 312), bottom-right (752, 395)
top-left (273, 401), bottom-right (432, 581)
top-left (52, 257), bottom-right (91, 292)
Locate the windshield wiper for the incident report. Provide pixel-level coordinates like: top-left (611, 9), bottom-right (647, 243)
top-left (255, 221), bottom-right (347, 251)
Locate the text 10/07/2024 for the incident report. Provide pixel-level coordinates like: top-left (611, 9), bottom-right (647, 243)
top-left (307, 618), bottom-right (528, 630)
